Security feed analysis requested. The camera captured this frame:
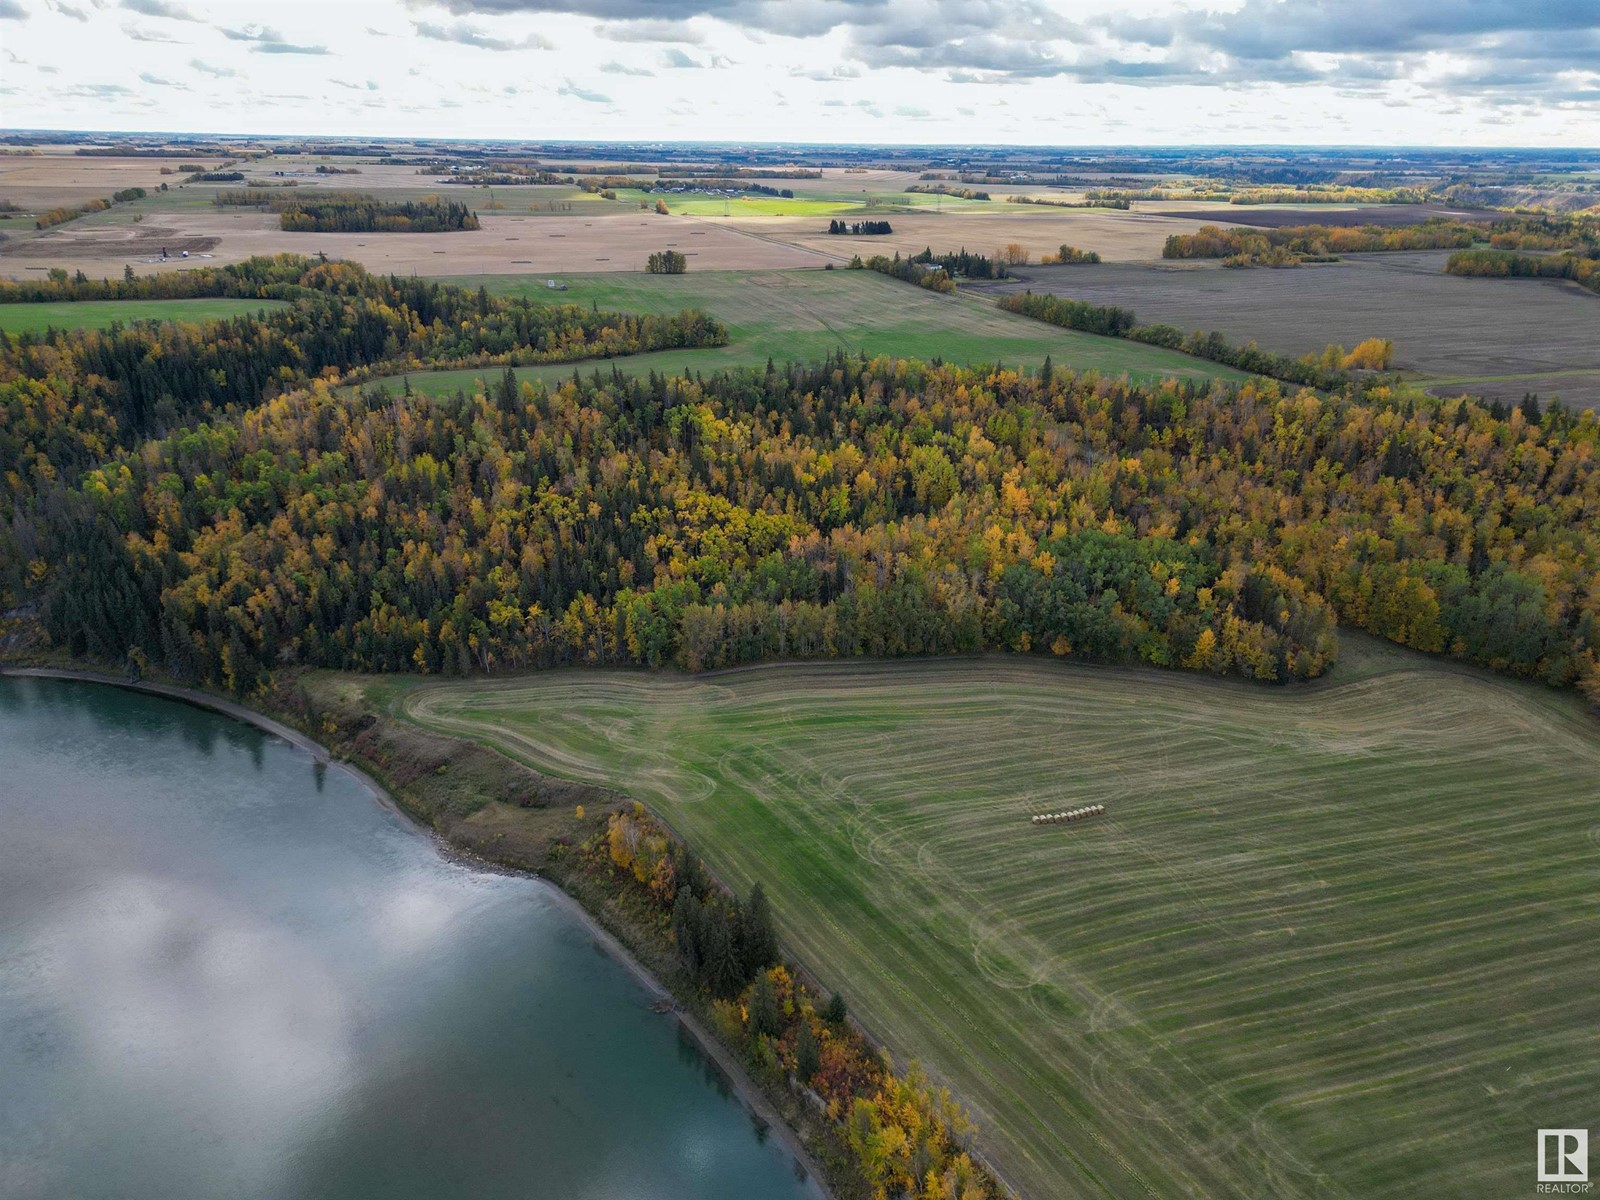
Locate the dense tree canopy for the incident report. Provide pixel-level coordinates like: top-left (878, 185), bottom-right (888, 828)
top-left (6, 314), bottom-right (1595, 702)
top-left (0, 255), bottom-right (725, 519)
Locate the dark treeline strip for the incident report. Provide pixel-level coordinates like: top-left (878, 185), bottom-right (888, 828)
top-left (828, 219), bottom-right (892, 235)
top-left (653, 180), bottom-right (795, 198)
top-left (1163, 220), bottom-right (1478, 266)
top-left (276, 194), bottom-right (479, 233)
top-left (34, 187), bottom-right (148, 229)
top-left (996, 291), bottom-right (1353, 388)
top-left (0, 255), bottom-right (725, 518)
top-left (855, 253), bottom-right (955, 293)
top-left (670, 167), bottom-right (821, 179)
top-left (1008, 195), bottom-right (1131, 210)
top-left (1447, 248), bottom-right (1600, 294)
top-left (0, 253), bottom-right (314, 302)
top-left (12, 353), bottom-right (1598, 706)
top-left (904, 184), bottom-right (991, 200)
top-left (910, 247), bottom-right (1006, 278)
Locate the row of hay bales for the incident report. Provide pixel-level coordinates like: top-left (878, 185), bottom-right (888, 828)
top-left (1031, 804), bottom-right (1105, 826)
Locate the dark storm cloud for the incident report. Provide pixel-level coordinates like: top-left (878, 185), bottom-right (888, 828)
top-left (1097, 0), bottom-right (1600, 94)
top-left (414, 19), bottom-right (553, 49)
top-left (1122, 0), bottom-right (1597, 62)
top-left (427, 0), bottom-right (1598, 104)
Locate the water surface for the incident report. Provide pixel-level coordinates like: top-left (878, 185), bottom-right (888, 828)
top-left (0, 676), bottom-right (821, 1200)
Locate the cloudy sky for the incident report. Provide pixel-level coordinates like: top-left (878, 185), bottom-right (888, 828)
top-left (1, 0), bottom-right (1596, 144)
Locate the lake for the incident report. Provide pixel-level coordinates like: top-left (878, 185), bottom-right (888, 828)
top-left (0, 675), bottom-right (823, 1200)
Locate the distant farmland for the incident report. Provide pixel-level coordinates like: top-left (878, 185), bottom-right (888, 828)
top-left (367, 268), bottom-right (1243, 393)
top-left (398, 639), bottom-right (1600, 1200)
top-left (0, 297), bottom-right (289, 333)
top-left (981, 250), bottom-right (1600, 409)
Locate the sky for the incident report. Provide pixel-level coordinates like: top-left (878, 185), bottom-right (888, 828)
top-left (1, 0), bottom-right (1597, 145)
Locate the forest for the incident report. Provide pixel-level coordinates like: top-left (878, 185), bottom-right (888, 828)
top-left (1162, 220), bottom-right (1478, 266)
top-left (909, 247), bottom-right (1007, 278)
top-left (268, 193), bottom-right (480, 233)
top-left (1447, 248), bottom-right (1600, 294)
top-left (0, 255), bottom-right (725, 518)
top-left (857, 253), bottom-right (956, 293)
top-left (4, 301), bottom-right (1596, 704)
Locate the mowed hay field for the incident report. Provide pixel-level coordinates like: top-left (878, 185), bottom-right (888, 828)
top-left (983, 252), bottom-right (1600, 410)
top-left (369, 269), bottom-right (1242, 394)
top-left (396, 642), bottom-right (1600, 1200)
top-left (0, 297), bottom-right (289, 333)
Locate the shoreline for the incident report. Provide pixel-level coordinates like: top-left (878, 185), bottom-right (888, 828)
top-left (0, 664), bottom-right (836, 1200)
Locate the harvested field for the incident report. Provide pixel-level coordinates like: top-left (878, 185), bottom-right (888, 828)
top-left (0, 297), bottom-right (289, 334)
top-left (1144, 203), bottom-right (1504, 229)
top-left (0, 209), bottom-right (825, 279)
top-left (739, 206), bottom-right (1216, 263)
top-left (367, 269), bottom-right (1242, 391)
top-left (0, 152), bottom-right (200, 211)
top-left (980, 251), bottom-right (1600, 409)
top-left (396, 638), bottom-right (1600, 1200)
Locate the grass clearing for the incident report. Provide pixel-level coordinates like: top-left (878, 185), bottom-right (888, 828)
top-left (0, 297), bottom-right (290, 333)
top-left (395, 640), bottom-right (1600, 1200)
top-left (371, 269), bottom-right (1243, 392)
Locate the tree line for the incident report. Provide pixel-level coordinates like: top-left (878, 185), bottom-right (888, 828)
top-left (275, 194), bottom-right (480, 233)
top-left (996, 291), bottom-right (1397, 387)
top-left (910, 247), bottom-right (1006, 278)
top-left (904, 184), bottom-right (991, 200)
top-left (854, 253), bottom-right (956, 293)
top-left (598, 803), bottom-right (1001, 1198)
top-left (34, 187), bottom-right (148, 230)
top-left (829, 220), bottom-right (893, 235)
top-left (1446, 248), bottom-right (1600, 294)
top-left (0, 255), bottom-right (725, 520)
top-left (646, 250), bottom-right (688, 274)
top-left (1162, 220), bottom-right (1478, 267)
top-left (8, 341), bottom-right (1595, 704)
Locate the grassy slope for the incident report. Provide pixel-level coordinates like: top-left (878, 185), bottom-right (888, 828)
top-left (396, 639), bottom-right (1600, 1200)
top-left (365, 269), bottom-right (1243, 394)
top-left (0, 297), bottom-right (290, 333)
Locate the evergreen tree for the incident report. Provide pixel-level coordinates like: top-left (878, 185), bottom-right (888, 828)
top-left (824, 990), bottom-right (848, 1026)
top-left (672, 888), bottom-right (703, 978)
top-left (748, 971), bottom-right (782, 1040)
top-left (794, 1019), bottom-right (821, 1083)
top-left (742, 882), bottom-right (778, 975)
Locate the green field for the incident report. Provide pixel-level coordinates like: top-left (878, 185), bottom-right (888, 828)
top-left (0, 297), bottom-right (290, 333)
top-left (396, 639), bottom-right (1600, 1200)
top-left (367, 269), bottom-right (1243, 394)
